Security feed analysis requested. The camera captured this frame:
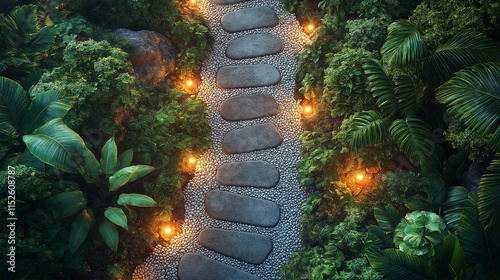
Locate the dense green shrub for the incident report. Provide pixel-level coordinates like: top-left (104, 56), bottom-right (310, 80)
top-left (31, 39), bottom-right (138, 130)
top-left (445, 116), bottom-right (494, 162)
top-left (381, 170), bottom-right (430, 202)
top-left (0, 166), bottom-right (89, 279)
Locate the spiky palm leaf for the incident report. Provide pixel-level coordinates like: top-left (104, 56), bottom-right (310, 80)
top-left (394, 75), bottom-right (425, 117)
top-left (364, 59), bottom-right (398, 117)
top-left (349, 110), bottom-right (390, 150)
top-left (382, 20), bottom-right (429, 67)
top-left (420, 32), bottom-right (500, 86)
top-left (456, 193), bottom-right (500, 273)
top-left (436, 62), bottom-right (500, 150)
top-left (367, 248), bottom-right (437, 280)
top-left (478, 154), bottom-right (500, 230)
top-left (389, 117), bottom-right (433, 169)
top-left (443, 186), bottom-right (469, 232)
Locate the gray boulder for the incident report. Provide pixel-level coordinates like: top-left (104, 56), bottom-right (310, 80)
top-left (114, 28), bottom-right (177, 83)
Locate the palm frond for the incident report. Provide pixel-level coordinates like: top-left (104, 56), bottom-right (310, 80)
top-left (349, 110), bottom-right (390, 151)
top-left (364, 59), bottom-right (398, 117)
top-left (389, 117), bottom-right (433, 169)
top-left (421, 32), bottom-right (500, 86)
top-left (28, 90), bottom-right (75, 132)
top-left (382, 20), bottom-right (429, 67)
top-left (457, 192), bottom-right (500, 273)
top-left (478, 154), bottom-right (500, 230)
top-left (443, 186), bottom-right (469, 232)
top-left (394, 75), bottom-right (422, 117)
top-left (3, 5), bottom-right (38, 49)
top-left (367, 248), bottom-right (437, 280)
top-left (436, 62), bottom-right (500, 150)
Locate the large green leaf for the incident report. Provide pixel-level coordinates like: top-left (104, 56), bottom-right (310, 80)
top-left (99, 220), bottom-right (118, 253)
top-left (478, 154), bottom-right (500, 230)
top-left (421, 32), bottom-right (500, 86)
top-left (28, 90), bottom-right (75, 131)
top-left (27, 25), bottom-right (56, 54)
top-left (2, 148), bottom-right (44, 171)
top-left (108, 165), bottom-right (155, 191)
top-left (23, 118), bottom-right (97, 174)
top-left (104, 207), bottom-right (128, 231)
top-left (349, 110), bottom-right (390, 151)
top-left (49, 190), bottom-right (86, 218)
top-left (443, 186), bottom-right (469, 232)
top-left (100, 136), bottom-right (118, 175)
top-left (389, 117), bottom-right (433, 169)
top-left (382, 20), bottom-right (429, 67)
top-left (69, 209), bottom-right (92, 253)
top-left (436, 63), bottom-right (500, 150)
top-left (117, 148), bottom-right (133, 170)
top-left (394, 75), bottom-right (424, 117)
top-left (0, 76), bottom-right (29, 139)
top-left (117, 193), bottom-right (157, 207)
top-left (0, 141), bottom-right (10, 160)
top-left (442, 151), bottom-right (472, 185)
top-left (374, 204), bottom-right (401, 235)
top-left (366, 225), bottom-right (395, 252)
top-left (3, 5), bottom-right (38, 49)
top-left (433, 234), bottom-right (465, 278)
top-left (364, 59), bottom-right (398, 117)
top-left (457, 193), bottom-right (500, 272)
top-left (367, 248), bottom-right (437, 280)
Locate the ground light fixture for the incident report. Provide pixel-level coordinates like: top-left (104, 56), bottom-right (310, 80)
top-left (357, 174), bottom-right (363, 180)
top-left (188, 156), bottom-right (197, 164)
top-left (307, 24), bottom-right (315, 31)
top-left (186, 80), bottom-right (194, 87)
top-left (190, 0), bottom-right (196, 4)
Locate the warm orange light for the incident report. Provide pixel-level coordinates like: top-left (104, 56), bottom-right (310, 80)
top-left (189, 157), bottom-right (197, 164)
top-left (357, 174), bottom-right (363, 180)
top-left (190, 0), bottom-right (196, 4)
top-left (186, 80), bottom-right (193, 87)
top-left (164, 227), bottom-right (172, 234)
top-left (304, 106), bottom-right (312, 114)
top-left (307, 24), bottom-right (315, 31)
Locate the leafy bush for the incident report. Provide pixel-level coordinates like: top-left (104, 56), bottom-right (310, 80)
top-left (445, 116), bottom-right (494, 163)
top-left (381, 170), bottom-right (430, 202)
top-left (393, 211), bottom-right (447, 257)
top-left (31, 39), bottom-right (138, 129)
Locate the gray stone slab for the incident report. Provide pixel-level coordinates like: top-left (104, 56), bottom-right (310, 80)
top-left (221, 6), bottom-right (278, 32)
top-left (216, 64), bottom-right (280, 89)
top-left (214, 0), bottom-right (248, 4)
top-left (199, 228), bottom-right (272, 264)
top-left (226, 33), bottom-right (284, 59)
top-left (205, 190), bottom-right (280, 227)
top-left (217, 161), bottom-right (279, 188)
top-left (222, 123), bottom-right (282, 154)
top-left (178, 253), bottom-right (259, 280)
top-left (220, 94), bottom-right (278, 121)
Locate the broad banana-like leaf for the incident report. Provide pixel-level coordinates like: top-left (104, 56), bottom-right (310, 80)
top-left (117, 193), bottom-right (157, 207)
top-left (69, 209), bottom-right (92, 253)
top-left (443, 186), bottom-right (469, 232)
top-left (27, 25), bottom-right (56, 55)
top-left (349, 110), bottom-right (390, 151)
top-left (3, 5), bottom-right (38, 48)
top-left (382, 20), bottom-right (429, 66)
top-left (434, 234), bottom-right (465, 278)
top-left (28, 90), bottom-right (75, 131)
top-left (436, 63), bottom-right (500, 150)
top-left (421, 32), bottom-right (500, 86)
top-left (364, 59), bottom-right (398, 117)
top-left (23, 118), bottom-right (98, 175)
top-left (104, 207), bottom-right (128, 231)
top-left (478, 154), bottom-right (500, 230)
top-left (366, 225), bottom-right (395, 252)
top-left (108, 165), bottom-right (155, 191)
top-left (0, 76), bottom-right (29, 139)
top-left (374, 204), bottom-right (402, 235)
top-left (19, 69), bottom-right (46, 91)
top-left (389, 117), bottom-right (433, 169)
top-left (367, 248), bottom-right (437, 280)
top-left (49, 190), bottom-right (86, 218)
top-left (457, 193), bottom-right (500, 272)
top-left (0, 141), bottom-right (11, 161)
top-left (2, 148), bottom-right (44, 171)
top-left (117, 148), bottom-right (133, 170)
top-left (99, 220), bottom-right (118, 253)
top-left (101, 136), bottom-right (118, 175)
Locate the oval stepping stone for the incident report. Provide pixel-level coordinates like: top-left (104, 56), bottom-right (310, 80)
top-left (226, 33), bottom-right (284, 59)
top-left (199, 228), bottom-right (272, 264)
top-left (222, 123), bottom-right (282, 154)
top-left (217, 161), bottom-right (279, 188)
top-left (216, 64), bottom-right (280, 89)
top-left (221, 7), bottom-right (278, 33)
top-left (214, 0), bottom-right (248, 4)
top-left (178, 253), bottom-right (259, 280)
top-left (205, 190), bottom-right (280, 227)
top-left (220, 94), bottom-right (278, 121)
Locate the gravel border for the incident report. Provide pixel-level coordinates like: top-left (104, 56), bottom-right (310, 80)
top-left (133, 0), bottom-right (309, 278)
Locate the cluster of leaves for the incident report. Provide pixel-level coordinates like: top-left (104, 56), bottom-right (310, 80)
top-left (381, 170), bottom-right (430, 202)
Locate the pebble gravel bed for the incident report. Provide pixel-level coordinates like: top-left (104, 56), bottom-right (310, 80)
top-left (133, 0), bottom-right (309, 278)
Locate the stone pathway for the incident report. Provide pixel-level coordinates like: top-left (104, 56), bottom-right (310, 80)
top-left (133, 0), bottom-right (308, 279)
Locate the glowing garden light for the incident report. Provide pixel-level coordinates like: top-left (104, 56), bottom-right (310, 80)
top-left (357, 174), bottom-right (363, 180)
top-left (186, 80), bottom-right (194, 87)
top-left (190, 0), bottom-right (196, 4)
top-left (189, 157), bottom-right (197, 164)
top-left (307, 24), bottom-right (315, 31)
top-left (164, 227), bottom-right (172, 234)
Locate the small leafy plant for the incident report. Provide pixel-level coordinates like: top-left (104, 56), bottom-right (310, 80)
top-left (393, 211), bottom-right (447, 257)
